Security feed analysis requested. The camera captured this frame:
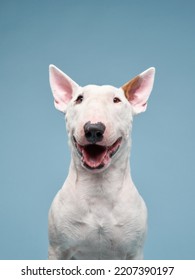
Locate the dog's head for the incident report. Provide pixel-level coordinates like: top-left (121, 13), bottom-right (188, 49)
top-left (49, 65), bottom-right (155, 172)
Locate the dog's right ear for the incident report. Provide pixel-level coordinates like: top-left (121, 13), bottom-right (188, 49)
top-left (49, 65), bottom-right (79, 113)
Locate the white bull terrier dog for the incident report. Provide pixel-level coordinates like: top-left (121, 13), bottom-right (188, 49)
top-left (48, 65), bottom-right (155, 260)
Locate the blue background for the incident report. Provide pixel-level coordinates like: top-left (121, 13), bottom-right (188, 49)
top-left (1, 0), bottom-right (195, 259)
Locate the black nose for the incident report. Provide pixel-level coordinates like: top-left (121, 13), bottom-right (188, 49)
top-left (84, 122), bottom-right (106, 144)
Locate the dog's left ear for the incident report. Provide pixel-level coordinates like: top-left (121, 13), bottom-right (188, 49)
top-left (49, 64), bottom-right (79, 113)
top-left (121, 67), bottom-right (155, 114)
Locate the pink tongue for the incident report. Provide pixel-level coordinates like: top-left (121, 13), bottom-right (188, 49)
top-left (82, 147), bottom-right (109, 168)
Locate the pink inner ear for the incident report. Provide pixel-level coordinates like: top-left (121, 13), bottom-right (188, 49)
top-left (123, 76), bottom-right (145, 106)
top-left (125, 76), bottom-right (142, 103)
top-left (50, 67), bottom-right (73, 103)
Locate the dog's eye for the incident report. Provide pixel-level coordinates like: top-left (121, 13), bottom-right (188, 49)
top-left (113, 97), bottom-right (121, 103)
top-left (75, 95), bottom-right (83, 104)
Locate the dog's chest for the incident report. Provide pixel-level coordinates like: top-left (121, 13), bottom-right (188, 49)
top-left (61, 191), bottom-right (144, 259)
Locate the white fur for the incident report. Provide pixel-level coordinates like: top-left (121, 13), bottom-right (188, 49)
top-left (48, 65), bottom-right (155, 259)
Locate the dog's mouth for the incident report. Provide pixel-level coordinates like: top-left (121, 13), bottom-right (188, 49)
top-left (73, 137), bottom-right (122, 170)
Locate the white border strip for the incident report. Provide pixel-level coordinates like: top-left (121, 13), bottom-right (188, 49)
top-left (0, 260), bottom-right (195, 279)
